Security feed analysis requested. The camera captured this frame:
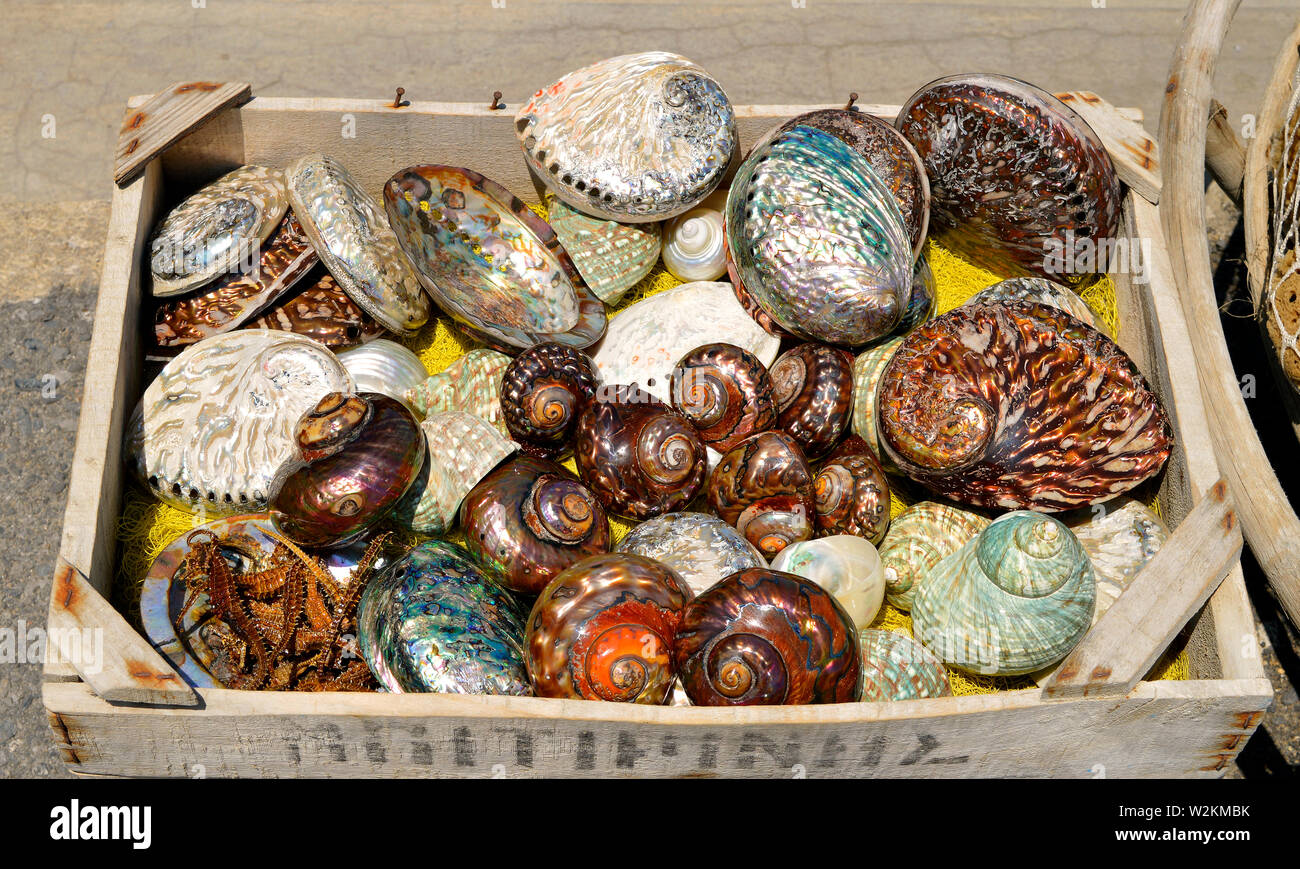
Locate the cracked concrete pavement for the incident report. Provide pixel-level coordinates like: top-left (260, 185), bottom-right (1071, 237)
top-left (0, 0), bottom-right (1297, 778)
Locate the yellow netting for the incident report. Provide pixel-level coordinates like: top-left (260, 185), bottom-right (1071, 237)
top-left (113, 214), bottom-right (1188, 691)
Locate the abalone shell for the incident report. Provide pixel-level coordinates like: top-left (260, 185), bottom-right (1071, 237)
top-left (242, 270), bottom-right (386, 348)
top-left (1061, 496), bottom-right (1169, 620)
top-left (126, 331), bottom-right (353, 514)
top-left (545, 192), bottom-right (661, 305)
top-left (877, 301), bottom-right (1172, 510)
top-left (615, 511), bottom-right (766, 596)
top-left (404, 349), bottom-right (512, 436)
top-left (286, 154), bottom-right (430, 336)
top-left (897, 74), bottom-right (1122, 283)
top-left (149, 165), bottom-right (289, 297)
top-left (726, 125), bottom-right (913, 346)
top-left (899, 254), bottom-right (937, 335)
top-left (516, 51), bottom-right (737, 222)
top-left (384, 165), bottom-right (606, 351)
top-left (356, 540), bottom-right (531, 695)
top-left (857, 629), bottom-right (952, 702)
top-left (771, 343), bottom-right (856, 460)
top-left (707, 431), bottom-right (815, 558)
top-left (966, 276), bottom-right (1110, 337)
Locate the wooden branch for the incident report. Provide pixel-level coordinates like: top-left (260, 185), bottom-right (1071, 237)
top-left (1205, 99), bottom-right (1246, 205)
top-left (1055, 91), bottom-right (1161, 204)
top-left (1159, 0), bottom-right (1300, 630)
top-left (114, 81), bottom-right (252, 186)
top-left (1041, 481), bottom-right (1241, 700)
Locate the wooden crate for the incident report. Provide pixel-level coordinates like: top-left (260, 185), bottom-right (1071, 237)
top-left (42, 93), bottom-right (1272, 778)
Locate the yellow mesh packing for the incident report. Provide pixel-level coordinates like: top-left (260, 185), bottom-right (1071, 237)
top-left (114, 207), bottom-right (1188, 692)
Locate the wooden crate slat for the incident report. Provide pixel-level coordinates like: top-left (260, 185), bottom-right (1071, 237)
top-left (115, 81), bottom-right (252, 186)
top-left (1055, 91), bottom-right (1161, 204)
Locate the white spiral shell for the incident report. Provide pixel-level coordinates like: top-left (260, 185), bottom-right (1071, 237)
top-left (662, 207), bottom-right (728, 281)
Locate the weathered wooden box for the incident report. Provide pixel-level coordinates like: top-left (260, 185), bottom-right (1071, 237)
top-left (42, 93), bottom-right (1272, 778)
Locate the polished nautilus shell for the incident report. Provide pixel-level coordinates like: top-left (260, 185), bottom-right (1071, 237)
top-left (526, 553), bottom-right (693, 703)
top-left (877, 301), bottom-right (1172, 510)
top-left (271, 392), bottom-right (426, 547)
top-left (707, 430), bottom-right (815, 558)
top-left (127, 330), bottom-right (352, 513)
top-left (286, 154), bottom-right (430, 336)
top-left (878, 500), bottom-right (991, 611)
top-left (813, 435), bottom-right (891, 544)
top-left (515, 51), bottom-right (737, 222)
top-left (243, 270), bottom-right (385, 348)
top-left (545, 192), bottom-right (661, 305)
top-left (857, 629), bottom-right (952, 702)
top-left (615, 511), bottom-right (766, 597)
top-left (911, 511), bottom-right (1096, 676)
top-left (574, 385), bottom-right (707, 520)
top-left (669, 342), bottom-right (777, 453)
top-left (336, 339), bottom-right (430, 410)
top-left (149, 165), bottom-right (289, 297)
top-left (384, 165), bottom-right (606, 351)
top-left (662, 207), bottom-right (728, 281)
top-left (357, 540), bottom-right (531, 695)
top-left (767, 108), bottom-right (930, 258)
top-left (966, 277), bottom-right (1110, 337)
top-left (1061, 496), bottom-right (1169, 620)
top-left (460, 454), bottom-right (611, 595)
top-left (770, 535), bottom-right (885, 628)
top-left (674, 567), bottom-right (862, 705)
top-left (405, 348), bottom-right (512, 437)
top-left (726, 124), bottom-right (913, 346)
top-left (500, 342), bottom-right (599, 456)
top-left (897, 74), bottom-right (1122, 283)
top-left (771, 342), bottom-right (856, 460)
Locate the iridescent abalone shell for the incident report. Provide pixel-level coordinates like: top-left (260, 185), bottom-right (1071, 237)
top-left (336, 339), bottom-right (430, 409)
top-left (500, 342), bottom-right (599, 456)
top-left (770, 535), bottom-right (885, 628)
top-left (153, 212), bottom-right (318, 348)
top-left (768, 109), bottom-right (930, 258)
top-left (813, 435), bottom-right (891, 544)
top-left (516, 52), bottom-right (737, 222)
top-left (661, 207), bottom-right (728, 281)
top-left (674, 567), bottom-right (862, 705)
top-left (460, 455), bottom-right (611, 595)
top-left (966, 277), bottom-right (1110, 338)
top-left (526, 553), bottom-right (692, 703)
top-left (911, 511), bottom-right (1096, 676)
top-left (615, 511), bottom-right (766, 596)
top-left (405, 349), bottom-right (512, 437)
top-left (771, 342), bottom-right (856, 460)
top-left (271, 392), bottom-right (425, 547)
top-left (857, 629), bottom-right (952, 702)
top-left (286, 154), bottom-right (430, 336)
top-left (899, 254), bottom-right (937, 335)
top-left (897, 74), bottom-right (1122, 283)
top-left (384, 165), bottom-right (606, 351)
top-left (242, 270), bottom-right (385, 348)
top-left (574, 385), bottom-right (707, 520)
top-left (877, 301), bottom-right (1172, 510)
top-left (545, 192), bottom-right (661, 305)
top-left (707, 431), bottom-right (815, 559)
top-left (726, 125), bottom-right (912, 346)
top-left (878, 500), bottom-right (991, 611)
top-left (149, 165), bottom-right (288, 297)
top-left (357, 540), bottom-right (531, 695)
top-left (1061, 496), bottom-right (1169, 621)
top-left (669, 342), bottom-right (777, 453)
top-left (126, 331), bottom-right (353, 514)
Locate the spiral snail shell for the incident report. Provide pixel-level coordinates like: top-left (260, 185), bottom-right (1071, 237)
top-left (813, 435), bottom-right (891, 544)
top-left (662, 207), bottom-right (728, 281)
top-left (500, 342), bottom-right (599, 457)
top-left (707, 431), bottom-right (815, 558)
top-left (877, 500), bottom-right (991, 611)
top-left (771, 343), bottom-right (856, 461)
top-left (574, 385), bottom-right (708, 520)
top-left (460, 454), bottom-right (611, 595)
top-left (527, 553), bottom-right (693, 703)
top-left (674, 567), bottom-right (862, 705)
top-left (877, 301), bottom-right (1172, 510)
top-left (669, 342), bottom-right (777, 453)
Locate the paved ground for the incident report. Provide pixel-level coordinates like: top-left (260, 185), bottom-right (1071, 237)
top-left (0, 0), bottom-right (1296, 778)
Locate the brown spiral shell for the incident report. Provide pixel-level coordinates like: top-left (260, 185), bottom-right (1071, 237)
top-left (527, 553), bottom-right (693, 703)
top-left (500, 342), bottom-right (599, 456)
top-left (574, 384), bottom-right (708, 520)
top-left (669, 342), bottom-right (777, 453)
top-left (460, 454), bottom-right (611, 595)
top-left (707, 430), bottom-right (815, 558)
top-left (674, 567), bottom-right (862, 705)
top-left (770, 343), bottom-right (855, 461)
top-left (813, 435), bottom-right (892, 544)
top-left (877, 301), bottom-right (1173, 510)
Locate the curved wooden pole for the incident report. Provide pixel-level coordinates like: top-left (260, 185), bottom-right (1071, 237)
top-left (1160, 0), bottom-right (1300, 629)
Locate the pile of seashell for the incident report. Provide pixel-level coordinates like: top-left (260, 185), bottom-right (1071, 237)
top-left (130, 53), bottom-right (1175, 703)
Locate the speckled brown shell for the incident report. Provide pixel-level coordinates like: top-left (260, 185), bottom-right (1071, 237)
top-left (813, 435), bottom-right (891, 544)
top-left (707, 430), bottom-right (815, 558)
top-left (877, 301), bottom-right (1172, 510)
top-left (574, 385), bottom-right (708, 520)
top-left (669, 342), bottom-right (777, 453)
top-left (770, 343), bottom-right (855, 461)
top-left (500, 342), bottom-right (599, 457)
